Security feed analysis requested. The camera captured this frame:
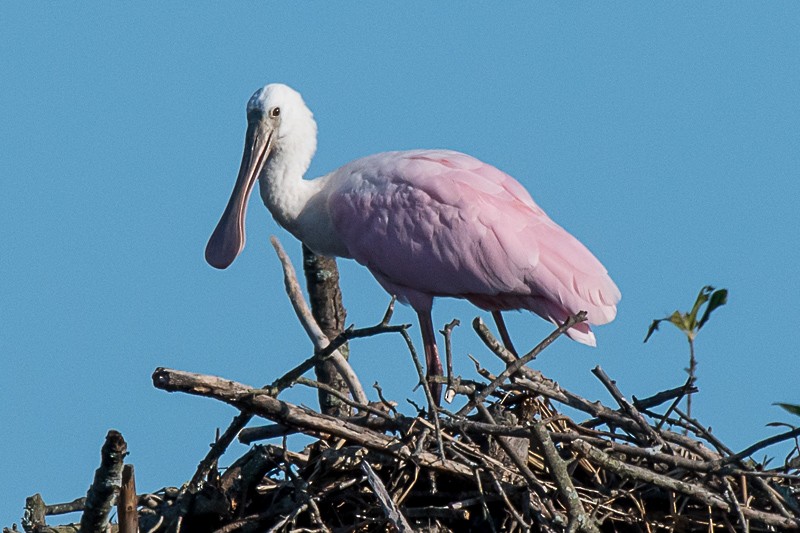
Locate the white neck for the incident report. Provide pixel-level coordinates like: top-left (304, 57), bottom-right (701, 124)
top-left (257, 141), bottom-right (318, 229)
top-left (256, 144), bottom-right (347, 258)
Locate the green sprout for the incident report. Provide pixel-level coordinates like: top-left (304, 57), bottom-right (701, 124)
top-left (644, 285), bottom-right (728, 419)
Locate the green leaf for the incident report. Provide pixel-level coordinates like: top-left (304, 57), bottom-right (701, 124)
top-left (645, 311), bottom-right (692, 342)
top-left (644, 318), bottom-right (664, 343)
top-left (645, 286), bottom-right (729, 343)
top-left (775, 403), bottom-right (800, 417)
top-left (668, 310), bottom-right (691, 333)
top-left (687, 286), bottom-right (714, 329)
top-left (697, 288), bottom-right (728, 331)
top-left (766, 421), bottom-right (796, 429)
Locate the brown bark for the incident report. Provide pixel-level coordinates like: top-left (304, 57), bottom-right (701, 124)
top-left (118, 464), bottom-right (138, 533)
top-left (80, 430), bottom-right (127, 533)
top-left (302, 244), bottom-right (351, 417)
top-left (152, 367), bottom-right (475, 478)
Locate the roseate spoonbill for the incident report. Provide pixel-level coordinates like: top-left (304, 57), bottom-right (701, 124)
top-left (206, 84), bottom-right (620, 403)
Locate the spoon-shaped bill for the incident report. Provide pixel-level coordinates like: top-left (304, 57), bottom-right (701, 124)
top-left (205, 122), bottom-right (273, 269)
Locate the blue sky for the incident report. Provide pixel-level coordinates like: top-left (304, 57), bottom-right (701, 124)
top-left (2, 3), bottom-right (799, 524)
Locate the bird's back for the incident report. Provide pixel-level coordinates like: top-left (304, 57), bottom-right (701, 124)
top-left (325, 150), bottom-right (620, 344)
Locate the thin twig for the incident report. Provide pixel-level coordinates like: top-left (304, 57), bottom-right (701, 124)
top-left (709, 427), bottom-right (800, 470)
top-left (270, 236), bottom-right (368, 405)
top-left (530, 423), bottom-right (600, 533)
top-left (487, 470), bottom-right (530, 530)
top-left (441, 318), bottom-right (460, 404)
top-left (361, 461), bottom-right (413, 532)
top-left (266, 323), bottom-right (408, 398)
top-left (457, 312), bottom-right (587, 417)
top-left (653, 375), bottom-right (695, 432)
top-left (152, 367), bottom-right (474, 478)
top-left (476, 403), bottom-right (541, 492)
top-left (399, 328), bottom-right (446, 461)
top-left (572, 439), bottom-right (800, 528)
top-left (295, 376), bottom-right (393, 421)
top-left (491, 310), bottom-right (519, 356)
top-left (591, 366), bottom-right (665, 447)
top-left (373, 382), bottom-right (398, 416)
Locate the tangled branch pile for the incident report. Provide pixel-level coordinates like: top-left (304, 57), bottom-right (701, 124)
top-left (8, 242), bottom-right (800, 532)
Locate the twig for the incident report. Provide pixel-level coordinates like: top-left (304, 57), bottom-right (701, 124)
top-left (530, 423), bottom-right (600, 533)
top-left (45, 496), bottom-right (86, 516)
top-left (653, 375), bottom-right (695, 432)
top-left (487, 470), bottom-right (530, 530)
top-left (118, 464), bottom-right (138, 533)
top-left (373, 382), bottom-right (398, 416)
top-left (687, 336), bottom-right (697, 422)
top-left (271, 236), bottom-right (367, 405)
top-left (380, 296), bottom-right (397, 325)
top-left (473, 470), bottom-right (498, 532)
top-left (722, 477), bottom-right (749, 533)
top-left (441, 318), bottom-right (460, 404)
top-left (238, 422), bottom-right (294, 444)
top-left (457, 312), bottom-right (587, 417)
top-left (189, 412), bottom-right (252, 489)
top-left (633, 379), bottom-right (698, 411)
top-left (152, 367), bottom-right (474, 478)
top-left (265, 503), bottom-right (309, 533)
top-left (266, 323), bottom-right (407, 398)
top-left (709, 427), bottom-right (800, 471)
top-left (403, 506), bottom-right (470, 520)
top-left (572, 439), bottom-right (800, 528)
top-left (476, 403), bottom-right (540, 491)
top-left (361, 461), bottom-right (413, 532)
top-left (668, 405), bottom-right (797, 518)
top-left (581, 378), bottom-right (697, 430)
top-left (551, 431), bottom-right (720, 474)
top-left (491, 310), bottom-right (519, 356)
top-left (591, 366), bottom-right (665, 447)
top-left (295, 376), bottom-right (393, 421)
top-left (472, 320), bottom-right (713, 457)
top-left (398, 328), bottom-right (446, 461)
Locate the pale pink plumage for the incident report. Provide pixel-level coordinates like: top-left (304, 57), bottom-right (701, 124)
top-left (205, 84), bottom-right (620, 404)
top-left (326, 150), bottom-right (620, 346)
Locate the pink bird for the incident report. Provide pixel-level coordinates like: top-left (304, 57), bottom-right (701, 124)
top-left (206, 84), bottom-right (620, 403)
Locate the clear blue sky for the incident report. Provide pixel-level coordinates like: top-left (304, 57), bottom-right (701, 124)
top-left (2, 3), bottom-right (799, 525)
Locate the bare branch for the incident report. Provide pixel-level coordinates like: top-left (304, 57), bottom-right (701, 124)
top-left (271, 236), bottom-right (367, 405)
top-left (80, 431), bottom-right (127, 533)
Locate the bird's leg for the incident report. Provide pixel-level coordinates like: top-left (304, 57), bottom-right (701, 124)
top-left (492, 311), bottom-right (519, 357)
top-left (416, 310), bottom-right (443, 406)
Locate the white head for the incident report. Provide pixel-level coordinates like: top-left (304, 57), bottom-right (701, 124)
top-left (205, 83), bottom-right (318, 269)
top-left (247, 84), bottom-right (317, 169)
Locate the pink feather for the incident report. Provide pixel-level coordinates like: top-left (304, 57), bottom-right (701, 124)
top-left (327, 150), bottom-right (620, 346)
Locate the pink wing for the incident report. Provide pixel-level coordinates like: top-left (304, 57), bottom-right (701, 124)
top-left (327, 150), bottom-right (620, 345)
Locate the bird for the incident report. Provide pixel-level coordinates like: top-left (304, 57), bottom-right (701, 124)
top-left (205, 83), bottom-right (620, 404)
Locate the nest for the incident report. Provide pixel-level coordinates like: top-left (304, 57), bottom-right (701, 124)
top-left (9, 240), bottom-right (800, 533)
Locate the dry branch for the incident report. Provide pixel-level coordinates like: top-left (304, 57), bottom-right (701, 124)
top-left (361, 461), bottom-right (412, 531)
top-left (530, 422), bottom-right (599, 533)
top-left (302, 243), bottom-right (351, 417)
top-left (118, 465), bottom-right (138, 533)
top-left (80, 430), bottom-right (127, 533)
top-left (152, 367), bottom-right (475, 478)
top-left (270, 236), bottom-right (367, 405)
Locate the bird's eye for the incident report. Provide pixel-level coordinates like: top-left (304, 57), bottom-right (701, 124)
top-left (270, 107), bottom-right (281, 118)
